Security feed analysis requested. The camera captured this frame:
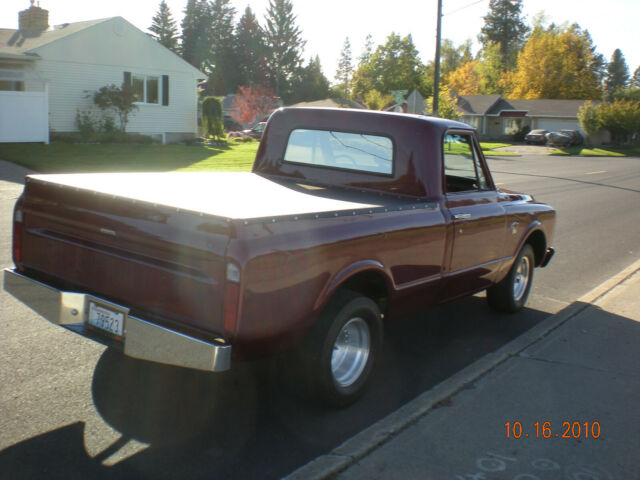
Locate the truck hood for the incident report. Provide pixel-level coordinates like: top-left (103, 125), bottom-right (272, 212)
top-left (27, 172), bottom-right (385, 220)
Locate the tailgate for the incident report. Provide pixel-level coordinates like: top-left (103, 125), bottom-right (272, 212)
top-left (15, 177), bottom-right (231, 338)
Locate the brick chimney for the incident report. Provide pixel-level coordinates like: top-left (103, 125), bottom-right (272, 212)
top-left (19, 1), bottom-right (49, 32)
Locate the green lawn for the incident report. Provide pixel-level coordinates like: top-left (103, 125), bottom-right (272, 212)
top-left (480, 142), bottom-right (518, 156)
top-left (0, 139), bottom-right (521, 174)
top-left (551, 146), bottom-right (640, 157)
top-left (0, 140), bottom-right (258, 173)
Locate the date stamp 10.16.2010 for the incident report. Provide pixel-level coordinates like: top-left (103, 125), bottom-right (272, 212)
top-left (505, 421), bottom-right (601, 439)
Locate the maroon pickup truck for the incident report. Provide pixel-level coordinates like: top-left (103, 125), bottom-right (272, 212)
top-left (4, 107), bottom-right (555, 406)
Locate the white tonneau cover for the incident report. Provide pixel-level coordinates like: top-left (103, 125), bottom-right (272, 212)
top-left (28, 172), bottom-right (386, 220)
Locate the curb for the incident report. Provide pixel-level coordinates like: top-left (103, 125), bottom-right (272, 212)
top-left (283, 258), bottom-right (640, 480)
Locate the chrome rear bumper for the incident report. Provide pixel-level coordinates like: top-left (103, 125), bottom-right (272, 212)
top-left (3, 268), bottom-right (231, 372)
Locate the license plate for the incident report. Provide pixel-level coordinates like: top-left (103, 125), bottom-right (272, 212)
top-left (88, 301), bottom-right (125, 337)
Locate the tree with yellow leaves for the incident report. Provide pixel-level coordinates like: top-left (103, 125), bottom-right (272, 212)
top-left (446, 60), bottom-right (481, 95)
top-left (506, 24), bottom-right (604, 99)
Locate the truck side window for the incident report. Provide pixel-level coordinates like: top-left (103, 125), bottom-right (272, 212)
top-left (443, 133), bottom-right (487, 192)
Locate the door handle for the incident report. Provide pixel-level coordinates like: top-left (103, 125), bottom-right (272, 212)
top-left (453, 213), bottom-right (471, 220)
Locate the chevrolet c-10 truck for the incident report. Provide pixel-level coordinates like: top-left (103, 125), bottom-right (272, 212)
top-left (4, 107), bottom-right (555, 406)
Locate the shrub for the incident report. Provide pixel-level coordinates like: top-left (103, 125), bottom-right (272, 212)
top-left (75, 108), bottom-right (101, 140)
top-left (577, 101), bottom-right (601, 146)
top-left (598, 100), bottom-right (640, 145)
top-left (90, 83), bottom-right (138, 132)
top-left (201, 96), bottom-right (225, 140)
top-left (512, 125), bottom-right (531, 142)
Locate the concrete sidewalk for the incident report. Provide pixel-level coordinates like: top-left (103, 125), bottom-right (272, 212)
top-left (287, 261), bottom-right (640, 480)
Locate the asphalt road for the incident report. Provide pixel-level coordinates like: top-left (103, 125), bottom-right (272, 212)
top-left (1, 154), bottom-right (639, 480)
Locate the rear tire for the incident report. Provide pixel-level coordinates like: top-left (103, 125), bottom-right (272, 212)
top-left (487, 244), bottom-right (535, 313)
top-left (298, 290), bottom-right (382, 407)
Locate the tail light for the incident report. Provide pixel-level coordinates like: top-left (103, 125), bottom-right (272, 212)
top-left (223, 262), bottom-right (241, 337)
top-left (12, 209), bottom-right (24, 265)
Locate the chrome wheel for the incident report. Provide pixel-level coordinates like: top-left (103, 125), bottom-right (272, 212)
top-left (512, 255), bottom-right (531, 302)
top-left (331, 317), bottom-right (371, 388)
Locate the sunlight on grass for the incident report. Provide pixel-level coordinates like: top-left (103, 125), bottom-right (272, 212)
top-left (551, 146), bottom-right (639, 157)
top-left (0, 141), bottom-right (259, 173)
top-left (480, 142), bottom-right (511, 150)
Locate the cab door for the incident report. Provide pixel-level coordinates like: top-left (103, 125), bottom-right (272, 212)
top-left (442, 132), bottom-right (507, 297)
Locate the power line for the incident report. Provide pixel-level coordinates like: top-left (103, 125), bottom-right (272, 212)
top-left (443, 0), bottom-right (485, 16)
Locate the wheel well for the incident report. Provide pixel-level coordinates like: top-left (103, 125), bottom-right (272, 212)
top-left (526, 230), bottom-right (547, 266)
top-left (338, 271), bottom-right (390, 318)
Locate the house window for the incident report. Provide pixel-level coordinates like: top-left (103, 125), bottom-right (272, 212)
top-left (0, 80), bottom-right (24, 91)
top-left (131, 74), bottom-right (159, 104)
top-left (0, 67), bottom-right (25, 91)
top-left (504, 118), bottom-right (525, 135)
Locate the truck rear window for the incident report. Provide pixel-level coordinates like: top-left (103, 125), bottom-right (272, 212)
top-left (284, 129), bottom-right (393, 175)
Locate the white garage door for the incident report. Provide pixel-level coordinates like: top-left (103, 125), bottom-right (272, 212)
top-left (537, 118), bottom-right (580, 132)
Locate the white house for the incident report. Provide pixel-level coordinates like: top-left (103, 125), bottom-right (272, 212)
top-left (0, 2), bottom-right (205, 144)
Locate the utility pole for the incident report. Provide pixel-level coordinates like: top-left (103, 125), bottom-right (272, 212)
top-left (433, 0), bottom-right (443, 117)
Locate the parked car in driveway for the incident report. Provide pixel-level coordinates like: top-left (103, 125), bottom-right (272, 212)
top-left (546, 130), bottom-right (583, 147)
top-left (227, 122), bottom-right (266, 139)
top-left (545, 131), bottom-right (572, 147)
top-left (524, 129), bottom-right (548, 145)
top-left (560, 130), bottom-right (583, 146)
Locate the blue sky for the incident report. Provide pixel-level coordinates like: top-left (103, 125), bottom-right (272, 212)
top-left (3, 0), bottom-right (639, 83)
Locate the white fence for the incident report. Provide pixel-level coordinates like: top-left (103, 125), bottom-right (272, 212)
top-left (0, 89), bottom-right (49, 143)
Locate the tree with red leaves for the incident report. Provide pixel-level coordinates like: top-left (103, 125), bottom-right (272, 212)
top-left (231, 85), bottom-right (278, 125)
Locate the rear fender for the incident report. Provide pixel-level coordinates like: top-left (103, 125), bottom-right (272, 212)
top-left (314, 260), bottom-right (393, 313)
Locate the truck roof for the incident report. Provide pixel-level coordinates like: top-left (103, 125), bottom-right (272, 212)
top-left (254, 107), bottom-right (473, 199)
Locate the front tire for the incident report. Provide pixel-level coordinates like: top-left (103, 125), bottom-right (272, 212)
top-left (487, 244), bottom-right (535, 313)
top-left (299, 290), bottom-right (382, 407)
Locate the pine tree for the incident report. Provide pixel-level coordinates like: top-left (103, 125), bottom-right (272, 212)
top-left (359, 34), bottom-right (374, 64)
top-left (206, 0), bottom-right (239, 94)
top-left (478, 0), bottom-right (529, 68)
top-left (334, 37), bottom-right (353, 97)
top-left (180, 0), bottom-right (211, 70)
top-left (236, 6), bottom-right (268, 87)
top-left (605, 49), bottom-right (630, 99)
top-left (290, 56), bottom-right (330, 103)
top-left (264, 0), bottom-right (306, 100)
top-left (632, 66), bottom-right (640, 88)
top-left (149, 1), bottom-right (179, 52)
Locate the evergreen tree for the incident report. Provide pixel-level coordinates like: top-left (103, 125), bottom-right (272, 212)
top-left (334, 37), bottom-right (353, 97)
top-left (359, 34), bottom-right (374, 64)
top-left (236, 6), bottom-right (269, 87)
top-left (264, 0), bottom-right (306, 100)
top-left (206, 0), bottom-right (239, 94)
top-left (478, 0), bottom-right (529, 68)
top-left (149, 1), bottom-right (179, 52)
top-left (180, 0), bottom-right (211, 70)
top-left (290, 56), bottom-right (330, 104)
top-left (605, 49), bottom-right (630, 98)
top-left (632, 66), bottom-right (640, 88)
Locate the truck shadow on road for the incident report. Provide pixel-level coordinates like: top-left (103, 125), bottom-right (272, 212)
top-left (1, 296), bottom-right (583, 479)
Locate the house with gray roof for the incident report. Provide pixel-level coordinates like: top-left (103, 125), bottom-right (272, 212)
top-left (456, 94), bottom-right (607, 142)
top-left (1, 2), bottom-right (205, 143)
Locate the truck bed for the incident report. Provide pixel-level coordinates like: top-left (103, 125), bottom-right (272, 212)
top-left (27, 172), bottom-right (394, 220)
